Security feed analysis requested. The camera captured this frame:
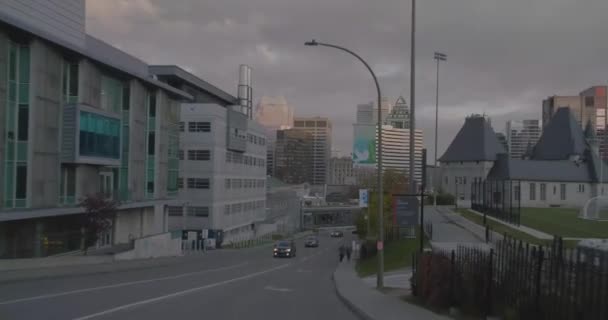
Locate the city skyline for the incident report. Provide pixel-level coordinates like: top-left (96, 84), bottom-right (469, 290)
top-left (85, 0), bottom-right (608, 162)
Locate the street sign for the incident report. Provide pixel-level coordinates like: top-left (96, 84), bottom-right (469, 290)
top-left (393, 195), bottom-right (419, 227)
top-left (359, 189), bottom-right (369, 208)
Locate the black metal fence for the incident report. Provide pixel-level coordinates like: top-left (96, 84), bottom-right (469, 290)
top-left (412, 236), bottom-right (608, 319)
top-left (471, 179), bottom-right (521, 225)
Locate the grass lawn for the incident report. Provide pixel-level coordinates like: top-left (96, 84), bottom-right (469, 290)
top-left (457, 209), bottom-right (579, 249)
top-left (521, 207), bottom-right (608, 238)
top-left (356, 237), bottom-right (421, 277)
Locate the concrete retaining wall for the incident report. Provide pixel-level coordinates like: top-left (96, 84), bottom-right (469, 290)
top-left (114, 232), bottom-right (182, 260)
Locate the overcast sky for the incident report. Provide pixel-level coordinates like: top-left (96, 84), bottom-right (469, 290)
top-left (87, 0), bottom-right (608, 161)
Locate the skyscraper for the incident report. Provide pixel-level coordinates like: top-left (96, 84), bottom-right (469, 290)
top-left (380, 125), bottom-right (424, 183)
top-left (385, 96), bottom-right (410, 128)
top-left (255, 96), bottom-right (294, 177)
top-left (506, 120), bottom-right (541, 159)
top-left (274, 129), bottom-right (313, 184)
top-left (293, 117), bottom-right (332, 185)
top-left (542, 86), bottom-right (608, 159)
top-left (328, 157), bottom-right (355, 185)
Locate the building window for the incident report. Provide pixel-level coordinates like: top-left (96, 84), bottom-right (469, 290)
top-left (540, 183), bottom-right (546, 201)
top-left (553, 185), bottom-right (557, 195)
top-left (187, 206), bottom-right (209, 217)
top-left (578, 184), bottom-right (585, 193)
top-left (585, 96), bottom-right (594, 107)
top-left (187, 178), bottom-right (210, 189)
top-left (225, 178), bottom-right (231, 189)
top-left (177, 178), bottom-right (183, 189)
top-left (79, 111), bottom-right (121, 159)
top-left (560, 184), bottom-right (566, 200)
top-left (187, 150), bottom-right (210, 161)
top-left (179, 122), bottom-right (185, 132)
top-left (147, 132), bottom-right (155, 155)
top-left (529, 183), bottom-right (536, 200)
top-left (101, 75), bottom-right (124, 113)
top-left (514, 186), bottom-right (520, 201)
top-left (62, 61), bottom-right (78, 103)
top-left (178, 150), bottom-right (184, 160)
top-left (224, 205), bottom-right (230, 215)
top-left (188, 122), bottom-right (211, 132)
top-left (168, 206), bottom-right (183, 216)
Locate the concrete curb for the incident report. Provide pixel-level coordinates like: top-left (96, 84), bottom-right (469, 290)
top-left (332, 270), bottom-right (374, 320)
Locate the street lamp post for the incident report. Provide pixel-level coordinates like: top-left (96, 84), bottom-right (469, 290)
top-left (409, 0), bottom-right (417, 193)
top-left (305, 39), bottom-right (385, 288)
top-left (433, 52), bottom-right (446, 206)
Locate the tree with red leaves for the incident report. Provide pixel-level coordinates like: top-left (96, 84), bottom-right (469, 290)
top-left (79, 193), bottom-right (119, 254)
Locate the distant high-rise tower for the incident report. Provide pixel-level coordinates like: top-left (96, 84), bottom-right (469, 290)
top-left (506, 120), bottom-right (541, 159)
top-left (255, 96), bottom-right (294, 176)
top-left (274, 129), bottom-right (313, 184)
top-left (385, 96), bottom-right (410, 128)
top-left (293, 117), bottom-right (332, 185)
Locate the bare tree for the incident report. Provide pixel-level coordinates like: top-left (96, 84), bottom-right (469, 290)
top-left (79, 193), bottom-right (119, 254)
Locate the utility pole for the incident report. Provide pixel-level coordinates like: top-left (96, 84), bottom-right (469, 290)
top-left (433, 52), bottom-right (446, 206)
top-left (408, 0), bottom-right (417, 193)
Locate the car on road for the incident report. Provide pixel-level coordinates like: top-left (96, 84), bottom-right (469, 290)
top-left (273, 240), bottom-right (296, 258)
top-left (330, 230), bottom-right (343, 238)
top-left (304, 236), bottom-right (319, 247)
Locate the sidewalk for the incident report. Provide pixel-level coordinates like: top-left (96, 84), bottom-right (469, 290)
top-left (427, 206), bottom-right (492, 252)
top-left (333, 261), bottom-right (450, 320)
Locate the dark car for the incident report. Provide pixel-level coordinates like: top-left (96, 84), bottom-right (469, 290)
top-left (304, 236), bottom-right (319, 247)
top-left (330, 230), bottom-right (344, 238)
top-left (273, 240), bottom-right (296, 258)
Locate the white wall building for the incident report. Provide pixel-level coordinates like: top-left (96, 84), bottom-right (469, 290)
top-left (380, 125), bottom-right (424, 183)
top-left (328, 157), bottom-right (356, 185)
top-left (177, 104), bottom-right (267, 242)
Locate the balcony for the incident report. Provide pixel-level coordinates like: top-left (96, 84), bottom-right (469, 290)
top-left (62, 104), bottom-right (121, 166)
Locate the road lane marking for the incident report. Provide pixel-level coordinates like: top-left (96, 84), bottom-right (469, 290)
top-left (263, 285), bottom-right (293, 292)
top-left (72, 263), bottom-right (291, 320)
top-left (0, 262), bottom-right (250, 305)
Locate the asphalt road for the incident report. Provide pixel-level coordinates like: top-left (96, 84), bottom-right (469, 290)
top-left (0, 234), bottom-right (358, 320)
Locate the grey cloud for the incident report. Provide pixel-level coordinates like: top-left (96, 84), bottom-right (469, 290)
top-left (87, 0), bottom-right (608, 161)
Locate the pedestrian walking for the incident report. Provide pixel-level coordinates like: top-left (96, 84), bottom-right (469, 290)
top-left (339, 244), bottom-right (346, 262)
top-left (346, 246), bottom-right (352, 261)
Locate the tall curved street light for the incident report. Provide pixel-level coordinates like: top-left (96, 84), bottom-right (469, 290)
top-left (304, 39), bottom-right (385, 288)
top-left (433, 52), bottom-right (446, 206)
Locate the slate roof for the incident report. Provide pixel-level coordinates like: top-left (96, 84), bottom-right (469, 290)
top-left (532, 108), bottom-right (586, 160)
top-left (439, 115), bottom-right (506, 162)
top-left (488, 154), bottom-right (593, 182)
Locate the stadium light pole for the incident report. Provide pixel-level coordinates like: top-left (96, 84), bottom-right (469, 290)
top-left (305, 39), bottom-right (385, 289)
top-left (433, 52), bottom-right (446, 206)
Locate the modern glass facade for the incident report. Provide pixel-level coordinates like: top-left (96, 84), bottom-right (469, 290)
top-left (78, 111), bottom-right (120, 159)
top-left (4, 41), bottom-right (30, 208)
top-left (167, 122), bottom-right (179, 197)
top-left (145, 91), bottom-right (156, 199)
top-left (62, 61), bottom-right (78, 104)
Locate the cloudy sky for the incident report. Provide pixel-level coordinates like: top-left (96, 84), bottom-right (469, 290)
top-left (86, 0), bottom-right (608, 161)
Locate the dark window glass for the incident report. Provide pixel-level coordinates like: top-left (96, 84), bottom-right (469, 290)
top-left (585, 96), bottom-right (594, 107)
top-left (122, 85), bottom-right (130, 110)
top-left (149, 95), bottom-right (156, 117)
top-left (148, 132), bottom-right (155, 155)
top-left (69, 63), bottom-right (78, 97)
top-left (179, 122), bottom-right (184, 132)
top-left (17, 106), bottom-right (28, 141)
top-left (16, 165), bottom-right (27, 199)
top-left (147, 181), bottom-right (154, 194)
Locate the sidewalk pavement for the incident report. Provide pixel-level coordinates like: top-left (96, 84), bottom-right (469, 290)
top-left (333, 261), bottom-right (450, 320)
top-left (362, 269), bottom-right (411, 291)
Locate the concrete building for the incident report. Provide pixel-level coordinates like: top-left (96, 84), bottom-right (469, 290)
top-left (293, 117), bottom-right (332, 185)
top-left (328, 157), bottom-right (355, 185)
top-left (274, 129), bottom-right (313, 184)
top-left (439, 115), bottom-right (506, 207)
top-left (356, 97), bottom-right (391, 125)
top-left (506, 120), bottom-right (541, 159)
top-left (149, 66), bottom-right (268, 243)
top-left (0, 0), bottom-right (191, 258)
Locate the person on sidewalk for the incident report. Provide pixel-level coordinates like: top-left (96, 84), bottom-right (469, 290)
top-left (339, 244), bottom-right (346, 262)
top-left (346, 246), bottom-right (352, 261)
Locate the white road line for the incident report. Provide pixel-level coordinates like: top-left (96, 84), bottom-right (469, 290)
top-left (0, 262), bottom-right (250, 305)
top-left (72, 263), bottom-right (291, 320)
